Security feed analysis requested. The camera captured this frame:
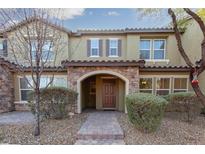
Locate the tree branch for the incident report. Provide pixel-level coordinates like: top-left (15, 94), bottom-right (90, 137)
top-left (184, 8), bottom-right (205, 69)
top-left (168, 8), bottom-right (194, 68)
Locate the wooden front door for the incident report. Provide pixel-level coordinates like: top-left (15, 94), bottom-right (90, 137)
top-left (102, 79), bottom-right (116, 109)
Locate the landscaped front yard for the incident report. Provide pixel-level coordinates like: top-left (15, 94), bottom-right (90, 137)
top-left (118, 112), bottom-right (205, 145)
top-left (0, 111), bottom-right (205, 144)
top-left (0, 113), bottom-right (88, 144)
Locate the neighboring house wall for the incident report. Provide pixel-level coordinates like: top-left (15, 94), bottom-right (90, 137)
top-left (6, 23), bottom-right (70, 66)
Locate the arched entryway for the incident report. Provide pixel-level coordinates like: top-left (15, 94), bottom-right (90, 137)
top-left (77, 70), bottom-right (129, 113)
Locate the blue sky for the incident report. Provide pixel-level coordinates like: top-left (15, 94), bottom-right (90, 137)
top-left (64, 8), bottom-right (170, 31)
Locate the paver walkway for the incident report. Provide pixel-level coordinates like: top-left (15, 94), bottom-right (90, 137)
top-left (0, 111), bottom-right (35, 125)
top-left (75, 111), bottom-right (125, 145)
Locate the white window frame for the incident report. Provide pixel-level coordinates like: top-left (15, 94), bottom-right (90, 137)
top-left (18, 75), bottom-right (68, 102)
top-left (139, 39), bottom-right (168, 62)
top-left (173, 76), bottom-right (189, 93)
top-left (109, 38), bottom-right (119, 57)
top-left (153, 39), bottom-right (166, 60)
top-left (90, 38), bottom-right (100, 57)
top-left (31, 40), bottom-right (54, 62)
top-left (139, 39), bottom-right (152, 60)
top-left (0, 41), bottom-right (3, 50)
top-left (19, 77), bottom-right (33, 102)
top-left (156, 77), bottom-right (171, 95)
top-left (139, 77), bottom-right (154, 94)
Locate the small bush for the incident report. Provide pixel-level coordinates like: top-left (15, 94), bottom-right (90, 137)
top-left (28, 87), bottom-right (78, 119)
top-left (126, 93), bottom-right (168, 133)
top-left (201, 107), bottom-right (205, 115)
top-left (164, 92), bottom-right (203, 122)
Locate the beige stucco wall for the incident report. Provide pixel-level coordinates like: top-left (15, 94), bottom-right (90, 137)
top-left (69, 35), bottom-right (127, 60)
top-left (181, 19), bottom-right (205, 93)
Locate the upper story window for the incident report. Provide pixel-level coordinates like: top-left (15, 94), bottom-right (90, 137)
top-left (139, 40), bottom-right (151, 59)
top-left (0, 41), bottom-right (3, 50)
top-left (31, 40), bottom-right (54, 61)
top-left (0, 40), bottom-right (7, 57)
top-left (90, 39), bottom-right (99, 57)
top-left (109, 39), bottom-right (118, 57)
top-left (154, 40), bottom-right (166, 59)
top-left (140, 39), bottom-right (166, 60)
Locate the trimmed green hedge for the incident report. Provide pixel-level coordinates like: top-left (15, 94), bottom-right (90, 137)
top-left (163, 92), bottom-right (203, 122)
top-left (126, 93), bottom-right (168, 133)
top-left (28, 87), bottom-right (78, 119)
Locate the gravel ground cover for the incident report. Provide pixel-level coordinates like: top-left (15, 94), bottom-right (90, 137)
top-left (117, 112), bottom-right (205, 145)
top-left (0, 113), bottom-right (88, 144)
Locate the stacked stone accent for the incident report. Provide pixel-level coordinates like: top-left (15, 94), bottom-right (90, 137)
top-left (67, 66), bottom-right (140, 113)
top-left (67, 66), bottom-right (140, 93)
top-left (0, 65), bottom-right (15, 113)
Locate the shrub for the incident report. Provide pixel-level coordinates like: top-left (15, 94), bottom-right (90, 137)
top-left (126, 93), bottom-right (168, 133)
top-left (164, 92), bottom-right (203, 122)
top-left (28, 87), bottom-right (78, 119)
top-left (201, 107), bottom-right (205, 115)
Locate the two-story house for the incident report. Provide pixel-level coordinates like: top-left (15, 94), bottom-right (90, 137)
top-left (0, 18), bottom-right (204, 114)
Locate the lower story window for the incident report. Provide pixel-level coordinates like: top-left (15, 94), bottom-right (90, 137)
top-left (139, 78), bottom-right (153, 93)
top-left (19, 76), bottom-right (67, 101)
top-left (156, 78), bottom-right (170, 95)
top-left (20, 77), bottom-right (33, 101)
top-left (173, 78), bottom-right (188, 92)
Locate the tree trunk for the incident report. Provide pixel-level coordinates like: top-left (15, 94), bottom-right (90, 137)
top-left (189, 70), bottom-right (205, 107)
top-left (34, 87), bottom-right (40, 136)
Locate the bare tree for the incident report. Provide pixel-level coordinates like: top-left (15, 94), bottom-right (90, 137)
top-left (0, 8), bottom-right (67, 136)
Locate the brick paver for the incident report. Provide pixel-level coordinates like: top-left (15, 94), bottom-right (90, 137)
top-left (75, 111), bottom-right (125, 145)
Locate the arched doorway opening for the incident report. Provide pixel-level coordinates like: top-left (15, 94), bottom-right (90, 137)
top-left (77, 70), bottom-right (129, 113)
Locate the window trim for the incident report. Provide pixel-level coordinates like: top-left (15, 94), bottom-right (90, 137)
top-left (139, 39), bottom-right (167, 61)
top-left (139, 39), bottom-right (152, 60)
top-left (139, 77), bottom-right (154, 94)
top-left (173, 77), bottom-right (189, 92)
top-left (31, 40), bottom-right (54, 62)
top-left (153, 39), bottom-right (166, 60)
top-left (109, 38), bottom-right (119, 57)
top-left (18, 75), bottom-right (68, 102)
top-left (90, 38), bottom-right (100, 57)
top-left (19, 77), bottom-right (33, 102)
top-left (155, 77), bottom-right (171, 95)
top-left (139, 75), bottom-right (189, 95)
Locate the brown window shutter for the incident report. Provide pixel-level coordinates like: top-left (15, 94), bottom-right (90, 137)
top-left (106, 39), bottom-right (109, 57)
top-left (87, 40), bottom-right (91, 57)
top-left (99, 39), bottom-right (103, 57)
top-left (3, 40), bottom-right (8, 57)
top-left (118, 39), bottom-right (122, 57)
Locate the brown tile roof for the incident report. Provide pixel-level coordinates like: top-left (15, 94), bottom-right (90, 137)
top-left (75, 27), bottom-right (184, 35)
top-left (61, 60), bottom-right (145, 67)
top-left (140, 65), bottom-right (190, 72)
top-left (0, 56), bottom-right (66, 72)
top-left (0, 57), bottom-right (18, 71)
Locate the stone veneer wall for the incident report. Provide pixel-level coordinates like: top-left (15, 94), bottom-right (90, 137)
top-left (67, 66), bottom-right (140, 113)
top-left (0, 65), bottom-right (15, 113)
